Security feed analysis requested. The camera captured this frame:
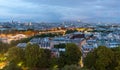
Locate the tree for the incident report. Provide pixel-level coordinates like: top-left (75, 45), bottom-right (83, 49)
top-left (0, 41), bottom-right (9, 53)
top-left (62, 65), bottom-right (88, 70)
top-left (25, 44), bottom-right (41, 68)
top-left (33, 33), bottom-right (61, 38)
top-left (65, 43), bottom-right (81, 65)
top-left (37, 49), bottom-right (51, 68)
top-left (58, 43), bottom-right (81, 68)
top-left (54, 43), bottom-right (66, 48)
top-left (62, 65), bottom-right (80, 70)
top-left (52, 44), bottom-right (66, 68)
top-left (111, 47), bottom-right (120, 70)
top-left (7, 47), bottom-right (25, 64)
top-left (58, 52), bottom-right (66, 68)
top-left (84, 51), bottom-right (96, 69)
top-left (65, 29), bottom-right (78, 34)
top-left (25, 44), bottom-right (51, 69)
top-left (10, 37), bottom-right (31, 47)
top-left (50, 57), bottom-right (58, 69)
top-left (95, 46), bottom-right (114, 70)
top-left (84, 46), bottom-right (114, 70)
top-left (3, 61), bottom-right (22, 70)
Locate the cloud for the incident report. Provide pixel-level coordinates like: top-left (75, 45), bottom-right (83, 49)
top-left (0, 0), bottom-right (120, 22)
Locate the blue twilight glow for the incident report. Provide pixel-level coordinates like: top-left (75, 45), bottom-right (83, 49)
top-left (0, 0), bottom-right (120, 22)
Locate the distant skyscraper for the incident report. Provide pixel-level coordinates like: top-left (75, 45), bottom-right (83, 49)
top-left (29, 22), bottom-right (32, 26)
top-left (12, 20), bottom-right (14, 23)
top-left (77, 19), bottom-right (81, 23)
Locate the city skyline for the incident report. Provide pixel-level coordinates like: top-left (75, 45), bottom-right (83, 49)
top-left (0, 0), bottom-right (120, 23)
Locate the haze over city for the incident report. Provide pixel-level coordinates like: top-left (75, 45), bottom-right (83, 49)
top-left (0, 0), bottom-right (120, 23)
top-left (0, 0), bottom-right (120, 70)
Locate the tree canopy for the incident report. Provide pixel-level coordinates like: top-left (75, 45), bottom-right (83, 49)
top-left (84, 46), bottom-right (119, 70)
top-left (58, 43), bottom-right (81, 68)
top-left (65, 29), bottom-right (78, 34)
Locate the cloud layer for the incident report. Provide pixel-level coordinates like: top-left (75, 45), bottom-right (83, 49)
top-left (0, 0), bottom-right (120, 23)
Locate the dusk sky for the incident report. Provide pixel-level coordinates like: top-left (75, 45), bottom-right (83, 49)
top-left (0, 0), bottom-right (120, 23)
